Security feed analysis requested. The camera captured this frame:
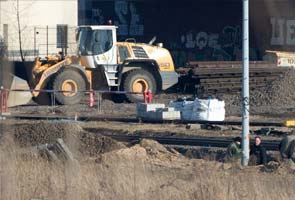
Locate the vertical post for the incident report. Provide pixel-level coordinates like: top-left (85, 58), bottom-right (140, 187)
top-left (46, 26), bottom-right (48, 57)
top-left (65, 25), bottom-right (68, 56)
top-left (0, 88), bottom-right (3, 113)
top-left (34, 27), bottom-right (36, 57)
top-left (242, 0), bottom-right (250, 166)
top-left (4, 24), bottom-right (8, 48)
top-left (1, 25), bottom-right (3, 92)
top-left (50, 91), bottom-right (56, 114)
top-left (97, 92), bottom-right (102, 113)
top-left (89, 90), bottom-right (94, 108)
top-left (4, 90), bottom-right (8, 113)
top-left (143, 92), bottom-right (147, 104)
top-left (0, 0), bottom-right (2, 27)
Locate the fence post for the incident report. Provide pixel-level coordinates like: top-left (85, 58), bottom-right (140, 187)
top-left (4, 90), bottom-right (8, 113)
top-left (46, 25), bottom-right (48, 57)
top-left (97, 92), bottom-right (102, 113)
top-left (50, 90), bottom-right (56, 114)
top-left (89, 90), bottom-right (94, 108)
top-left (0, 88), bottom-right (9, 114)
top-left (143, 92), bottom-right (147, 103)
top-left (0, 88), bottom-right (3, 113)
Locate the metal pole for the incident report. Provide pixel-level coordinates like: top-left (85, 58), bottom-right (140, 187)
top-left (0, 88), bottom-right (3, 113)
top-left (65, 25), bottom-right (68, 56)
top-left (46, 26), bottom-right (48, 57)
top-left (34, 27), bottom-right (36, 57)
top-left (0, 0), bottom-right (2, 27)
top-left (242, 0), bottom-right (250, 166)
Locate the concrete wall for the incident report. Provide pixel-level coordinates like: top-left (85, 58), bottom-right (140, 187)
top-left (0, 0), bottom-right (78, 61)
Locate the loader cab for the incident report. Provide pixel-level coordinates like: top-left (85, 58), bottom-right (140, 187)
top-left (78, 26), bottom-right (117, 68)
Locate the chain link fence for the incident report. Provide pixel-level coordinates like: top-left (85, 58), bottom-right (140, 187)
top-left (2, 24), bottom-right (77, 61)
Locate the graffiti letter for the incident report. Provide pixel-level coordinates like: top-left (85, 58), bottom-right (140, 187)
top-left (270, 18), bottom-right (284, 45)
top-left (92, 8), bottom-right (104, 25)
top-left (115, 0), bottom-right (128, 35)
top-left (286, 20), bottom-right (295, 45)
top-left (129, 3), bottom-right (144, 35)
top-left (196, 32), bottom-right (208, 50)
top-left (181, 35), bottom-right (186, 44)
top-left (115, 1), bottom-right (128, 24)
top-left (208, 34), bottom-right (219, 49)
top-left (185, 32), bottom-right (195, 48)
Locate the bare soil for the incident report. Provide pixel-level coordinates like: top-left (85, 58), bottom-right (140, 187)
top-left (0, 120), bottom-right (295, 200)
top-left (2, 71), bottom-right (295, 199)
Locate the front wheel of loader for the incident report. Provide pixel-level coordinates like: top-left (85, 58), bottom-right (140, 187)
top-left (123, 69), bottom-right (156, 103)
top-left (52, 69), bottom-right (86, 105)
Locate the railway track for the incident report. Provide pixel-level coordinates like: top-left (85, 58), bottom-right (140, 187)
top-left (95, 133), bottom-right (280, 151)
top-left (6, 114), bottom-right (285, 127)
top-left (3, 115), bottom-right (282, 151)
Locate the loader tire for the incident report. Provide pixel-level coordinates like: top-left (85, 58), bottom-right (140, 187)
top-left (53, 69), bottom-right (86, 105)
top-left (123, 69), bottom-right (156, 103)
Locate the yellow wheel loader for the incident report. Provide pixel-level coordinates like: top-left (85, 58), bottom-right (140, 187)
top-left (30, 25), bottom-right (178, 105)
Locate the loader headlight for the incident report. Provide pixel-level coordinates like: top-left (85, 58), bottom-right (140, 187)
top-left (156, 43), bottom-right (163, 48)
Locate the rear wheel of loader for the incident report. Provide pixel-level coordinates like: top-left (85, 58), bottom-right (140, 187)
top-left (123, 69), bottom-right (156, 103)
top-left (53, 69), bottom-right (86, 105)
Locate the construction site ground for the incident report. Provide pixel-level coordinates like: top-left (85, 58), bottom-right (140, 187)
top-left (1, 87), bottom-right (295, 200)
top-left (3, 69), bottom-right (295, 199)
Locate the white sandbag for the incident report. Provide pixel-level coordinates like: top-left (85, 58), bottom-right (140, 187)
top-left (193, 98), bottom-right (225, 111)
top-left (191, 98), bottom-right (225, 121)
top-left (191, 109), bottom-right (225, 121)
top-left (168, 98), bottom-right (225, 121)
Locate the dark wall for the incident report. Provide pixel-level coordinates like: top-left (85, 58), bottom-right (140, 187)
top-left (78, 0), bottom-right (295, 66)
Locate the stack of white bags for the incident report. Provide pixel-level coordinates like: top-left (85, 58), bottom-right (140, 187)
top-left (169, 97), bottom-right (225, 121)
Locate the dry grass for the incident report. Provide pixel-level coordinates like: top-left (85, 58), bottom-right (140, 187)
top-left (1, 121), bottom-right (295, 200)
top-left (0, 134), bottom-right (295, 200)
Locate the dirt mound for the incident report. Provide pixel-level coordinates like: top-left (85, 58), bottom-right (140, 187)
top-left (139, 139), bottom-right (181, 160)
top-left (13, 121), bottom-right (124, 157)
top-left (101, 139), bottom-right (185, 168)
top-left (80, 131), bottom-right (124, 156)
top-left (14, 121), bottom-right (82, 147)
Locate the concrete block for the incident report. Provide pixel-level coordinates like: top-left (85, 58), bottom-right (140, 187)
top-left (136, 103), bottom-right (165, 112)
top-left (155, 111), bottom-right (181, 120)
top-left (162, 111), bottom-right (180, 120)
top-left (137, 110), bottom-right (180, 121)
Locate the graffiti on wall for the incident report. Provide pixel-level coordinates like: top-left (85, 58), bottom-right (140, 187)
top-left (271, 17), bottom-right (295, 45)
top-left (91, 1), bottom-right (144, 36)
top-left (114, 0), bottom-right (144, 36)
top-left (92, 8), bottom-right (105, 25)
top-left (170, 25), bottom-right (258, 66)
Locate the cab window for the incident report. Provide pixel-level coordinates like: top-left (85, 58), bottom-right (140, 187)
top-left (92, 30), bottom-right (113, 55)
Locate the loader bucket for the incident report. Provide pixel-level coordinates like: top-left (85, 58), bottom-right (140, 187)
top-left (7, 74), bottom-right (32, 107)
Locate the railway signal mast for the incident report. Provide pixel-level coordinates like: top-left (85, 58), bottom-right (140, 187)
top-left (242, 0), bottom-right (250, 166)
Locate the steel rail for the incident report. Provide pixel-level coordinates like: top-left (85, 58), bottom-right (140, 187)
top-left (8, 115), bottom-right (285, 127)
top-left (98, 133), bottom-right (280, 151)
